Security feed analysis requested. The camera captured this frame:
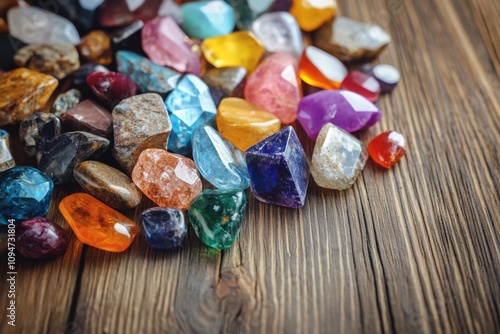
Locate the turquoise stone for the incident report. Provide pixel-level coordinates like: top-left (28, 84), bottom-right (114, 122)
top-left (192, 125), bottom-right (250, 189)
top-left (181, 1), bottom-right (236, 40)
top-left (0, 167), bottom-right (54, 225)
top-left (165, 74), bottom-right (217, 155)
top-left (188, 189), bottom-right (247, 250)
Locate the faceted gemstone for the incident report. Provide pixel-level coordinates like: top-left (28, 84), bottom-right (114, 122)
top-left (59, 193), bottom-right (137, 252)
top-left (202, 66), bottom-right (247, 103)
top-left (0, 167), bottom-right (54, 225)
top-left (51, 89), bottom-right (82, 117)
top-left (61, 100), bottom-right (113, 137)
top-left (341, 71), bottom-right (381, 102)
top-left (216, 97), bottom-right (281, 151)
top-left (369, 64), bottom-right (400, 92)
top-left (290, 0), bottom-right (337, 32)
top-left (244, 53), bottom-right (301, 124)
top-left (110, 20), bottom-right (144, 53)
top-left (16, 217), bottom-right (68, 259)
top-left (181, 1), bottom-right (235, 39)
top-left (297, 90), bottom-right (381, 140)
top-left (245, 126), bottom-right (309, 208)
top-left (192, 125), bottom-right (250, 189)
top-left (202, 31), bottom-right (264, 72)
top-left (225, 0), bottom-right (275, 29)
top-left (165, 74), bottom-right (217, 155)
top-left (368, 131), bottom-right (406, 168)
top-left (0, 69), bottom-right (58, 126)
top-left (87, 71), bottom-right (137, 107)
top-left (132, 149), bottom-right (202, 210)
top-left (113, 93), bottom-right (172, 173)
top-left (78, 30), bottom-right (112, 65)
top-left (311, 123), bottom-right (367, 190)
top-left (314, 16), bottom-right (391, 62)
top-left (116, 51), bottom-right (180, 96)
top-left (299, 45), bottom-right (347, 90)
top-left (0, 130), bottom-right (15, 172)
top-left (188, 189), bottom-right (247, 250)
top-left (19, 112), bottom-right (61, 162)
top-left (72, 63), bottom-right (109, 88)
top-left (140, 207), bottom-right (187, 250)
top-left (74, 161), bottom-right (142, 210)
top-left (142, 15), bottom-right (201, 75)
top-left (98, 0), bottom-right (181, 27)
top-left (38, 131), bottom-right (110, 184)
top-left (251, 12), bottom-right (303, 58)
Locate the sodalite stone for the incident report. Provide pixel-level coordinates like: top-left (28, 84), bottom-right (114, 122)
top-left (140, 207), bottom-right (187, 250)
top-left (0, 167), bottom-right (54, 225)
top-left (181, 1), bottom-right (235, 40)
top-left (165, 74), bottom-right (217, 155)
top-left (245, 126), bottom-right (309, 208)
top-left (192, 125), bottom-right (250, 189)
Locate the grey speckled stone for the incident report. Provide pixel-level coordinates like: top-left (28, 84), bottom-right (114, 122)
top-left (19, 112), bottom-right (61, 162)
top-left (51, 89), bottom-right (82, 117)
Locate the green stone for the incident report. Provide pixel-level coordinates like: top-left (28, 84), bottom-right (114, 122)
top-left (188, 189), bottom-right (247, 250)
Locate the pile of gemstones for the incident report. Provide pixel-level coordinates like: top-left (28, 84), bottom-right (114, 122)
top-left (0, 0), bottom-right (406, 258)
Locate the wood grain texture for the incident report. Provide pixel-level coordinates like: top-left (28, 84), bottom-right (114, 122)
top-left (1, 0), bottom-right (499, 333)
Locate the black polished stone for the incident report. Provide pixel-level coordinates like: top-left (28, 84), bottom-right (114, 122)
top-left (19, 112), bottom-right (61, 162)
top-left (0, 34), bottom-right (26, 71)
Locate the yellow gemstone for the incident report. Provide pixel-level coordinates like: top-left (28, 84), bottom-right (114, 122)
top-left (290, 0), bottom-right (337, 32)
top-left (201, 31), bottom-right (264, 72)
top-left (216, 97), bottom-right (281, 151)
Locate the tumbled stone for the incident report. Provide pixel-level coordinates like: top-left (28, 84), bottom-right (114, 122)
top-left (72, 63), bottom-right (109, 88)
top-left (202, 67), bottom-right (247, 105)
top-left (113, 93), bottom-right (172, 173)
top-left (61, 100), bottom-right (113, 137)
top-left (0, 69), bottom-right (58, 126)
top-left (216, 97), bottom-right (281, 151)
top-left (0, 166), bottom-right (53, 225)
top-left (299, 45), bottom-right (347, 90)
top-left (226, 0), bottom-right (274, 29)
top-left (0, 130), bottom-right (15, 172)
top-left (78, 30), bottom-right (112, 65)
top-left (31, 0), bottom-right (98, 33)
top-left (244, 53), bottom-right (301, 124)
top-left (290, 0), bottom-right (337, 31)
top-left (245, 126), bottom-right (309, 208)
top-left (132, 149), bottom-right (202, 210)
top-left (140, 207), bottom-right (187, 250)
top-left (16, 217), bottom-right (68, 259)
top-left (110, 20), bottom-right (144, 53)
top-left (368, 131), bottom-right (406, 168)
top-left (165, 74), bottom-right (217, 155)
top-left (51, 89), bottom-right (82, 117)
top-left (19, 112), bottom-right (61, 161)
top-left (99, 0), bottom-right (181, 27)
top-left (202, 31), bottom-right (264, 72)
top-left (59, 193), bottom-right (137, 252)
top-left (314, 16), bottom-right (391, 62)
top-left (311, 123), bottom-right (367, 190)
top-left (251, 12), bottom-right (303, 58)
top-left (363, 64), bottom-right (400, 92)
top-left (341, 70), bottom-right (381, 102)
top-left (188, 189), bottom-right (247, 250)
top-left (192, 125), bottom-right (250, 189)
top-left (181, 1), bottom-right (235, 39)
top-left (74, 161), bottom-right (142, 210)
top-left (87, 71), bottom-right (137, 107)
top-left (38, 131), bottom-right (110, 184)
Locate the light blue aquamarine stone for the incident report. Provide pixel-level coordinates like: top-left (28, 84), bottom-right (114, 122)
top-left (165, 74), bottom-right (217, 155)
top-left (181, 1), bottom-right (236, 40)
top-left (192, 125), bottom-right (250, 189)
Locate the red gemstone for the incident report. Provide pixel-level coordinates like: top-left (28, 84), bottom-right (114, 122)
top-left (341, 70), bottom-right (381, 102)
top-left (16, 217), bottom-right (69, 259)
top-left (368, 131), bottom-right (406, 168)
top-left (87, 71), bottom-right (137, 107)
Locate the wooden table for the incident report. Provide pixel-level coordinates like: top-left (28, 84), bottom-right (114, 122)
top-left (1, 0), bottom-right (500, 333)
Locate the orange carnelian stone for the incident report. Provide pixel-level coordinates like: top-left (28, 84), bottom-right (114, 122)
top-left (368, 131), bottom-right (406, 168)
top-left (59, 193), bottom-right (137, 252)
top-left (299, 46), bottom-right (347, 90)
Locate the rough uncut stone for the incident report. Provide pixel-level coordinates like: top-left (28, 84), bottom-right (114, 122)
top-left (74, 161), bottom-right (142, 210)
top-left (38, 131), bottom-right (110, 184)
top-left (181, 1), bottom-right (235, 40)
top-left (0, 130), bottom-right (15, 172)
top-left (59, 193), bottom-right (137, 252)
top-left (51, 89), bottom-right (82, 117)
top-left (87, 71), bottom-right (137, 107)
top-left (368, 131), bottom-right (406, 168)
top-left (113, 93), bottom-right (172, 173)
top-left (19, 112), bottom-right (61, 161)
top-left (311, 123), bottom-right (367, 190)
top-left (0, 166), bottom-right (54, 225)
top-left (0, 69), bottom-right (58, 126)
top-left (78, 30), bottom-right (112, 65)
top-left (192, 125), bottom-right (250, 189)
top-left (341, 70), bottom-right (381, 102)
top-left (245, 126), bottom-right (309, 208)
top-left (225, 0), bottom-right (274, 29)
top-left (132, 149), bottom-right (202, 210)
top-left (188, 189), bottom-right (247, 250)
top-left (299, 45), bottom-right (347, 90)
top-left (16, 217), bottom-right (68, 259)
top-left (72, 63), bottom-right (109, 88)
top-left (61, 100), bottom-right (113, 137)
top-left (140, 207), bottom-right (187, 250)
top-left (290, 0), bottom-right (337, 31)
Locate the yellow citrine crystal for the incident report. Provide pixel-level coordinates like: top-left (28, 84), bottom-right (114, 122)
top-left (290, 0), bottom-right (337, 32)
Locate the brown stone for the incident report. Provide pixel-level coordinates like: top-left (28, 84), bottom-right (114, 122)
top-left (0, 18), bottom-right (8, 33)
top-left (61, 99), bottom-right (113, 137)
top-left (78, 30), bottom-right (113, 65)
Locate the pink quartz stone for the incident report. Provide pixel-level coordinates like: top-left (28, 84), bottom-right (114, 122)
top-left (142, 15), bottom-right (201, 75)
top-left (244, 53), bottom-right (301, 124)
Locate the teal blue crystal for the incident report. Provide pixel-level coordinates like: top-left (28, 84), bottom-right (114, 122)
top-left (181, 1), bottom-right (235, 40)
top-left (225, 0), bottom-right (275, 29)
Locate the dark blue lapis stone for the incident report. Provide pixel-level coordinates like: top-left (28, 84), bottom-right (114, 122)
top-left (140, 207), bottom-right (187, 250)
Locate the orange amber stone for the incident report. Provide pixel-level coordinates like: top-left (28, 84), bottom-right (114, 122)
top-left (78, 30), bottom-right (112, 65)
top-left (299, 46), bottom-right (347, 90)
top-left (59, 193), bottom-right (138, 252)
top-left (368, 131), bottom-right (406, 168)
top-left (290, 0), bottom-right (337, 32)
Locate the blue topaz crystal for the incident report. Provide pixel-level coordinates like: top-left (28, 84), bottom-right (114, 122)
top-left (165, 74), bottom-right (217, 155)
top-left (192, 125), bottom-right (250, 189)
top-left (140, 207), bottom-right (187, 250)
top-left (245, 126), bottom-right (309, 208)
top-left (181, 1), bottom-right (236, 40)
top-left (0, 166), bottom-right (54, 225)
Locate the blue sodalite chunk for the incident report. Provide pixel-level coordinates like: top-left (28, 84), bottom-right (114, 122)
top-left (165, 74), bottom-right (217, 156)
top-left (0, 166), bottom-right (54, 225)
top-left (181, 1), bottom-right (236, 40)
top-left (245, 126), bottom-right (310, 208)
top-left (140, 207), bottom-right (187, 250)
top-left (192, 125), bottom-right (250, 189)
